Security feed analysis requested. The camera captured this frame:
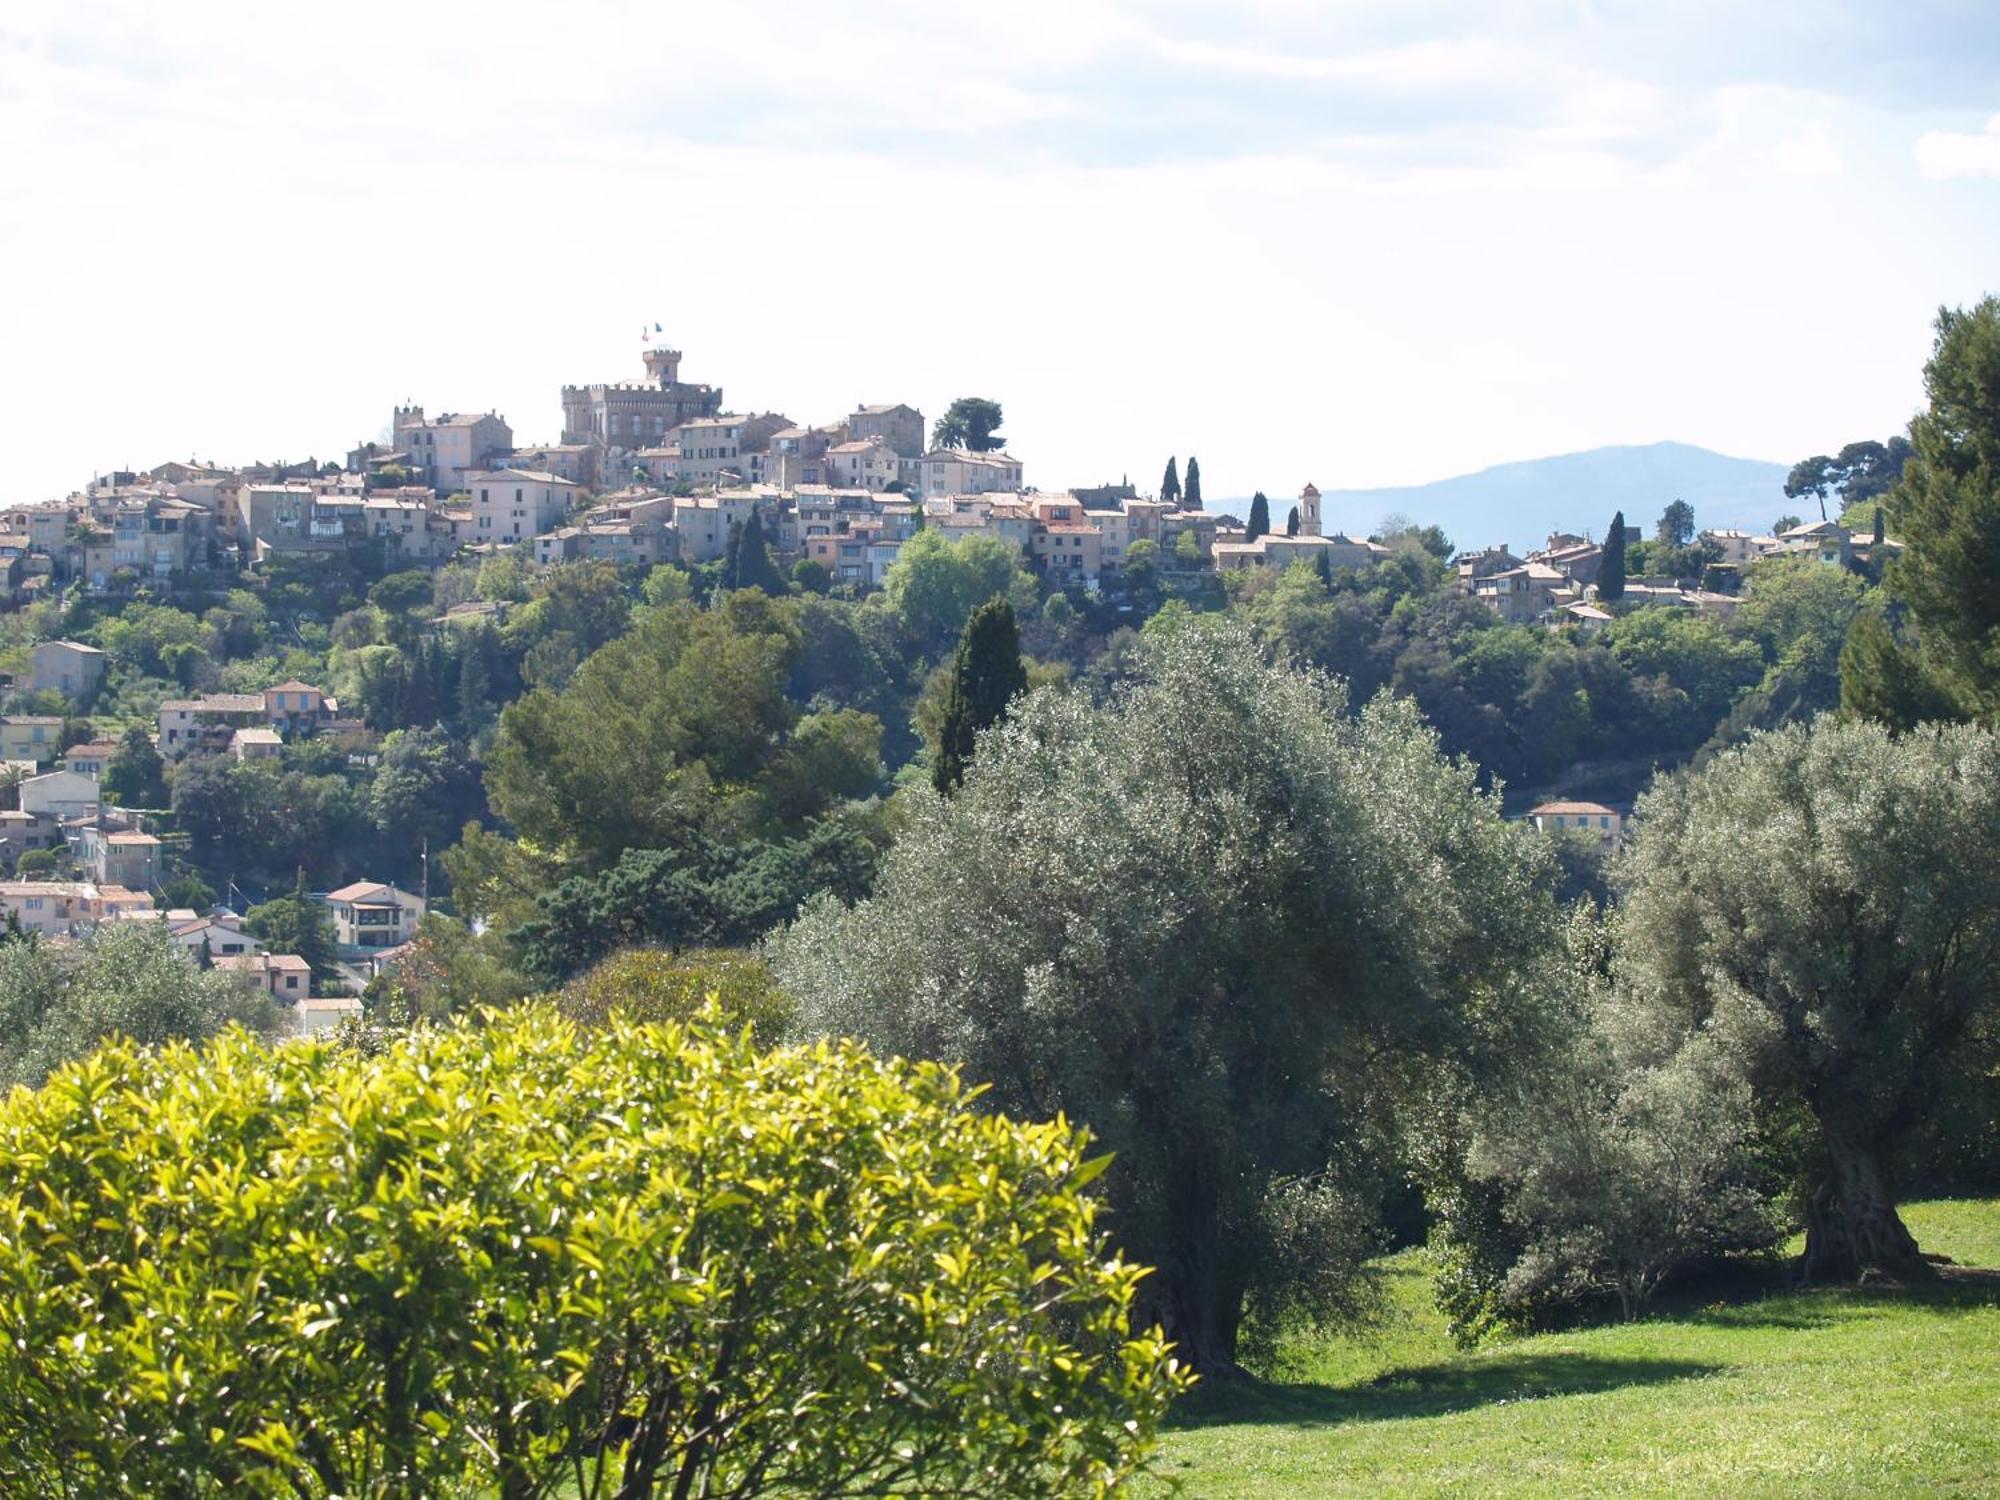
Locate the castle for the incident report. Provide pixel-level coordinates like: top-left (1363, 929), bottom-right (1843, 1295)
top-left (560, 345), bottom-right (724, 453)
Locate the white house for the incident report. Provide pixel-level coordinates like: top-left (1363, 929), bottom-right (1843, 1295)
top-left (325, 881), bottom-right (426, 952)
top-left (19, 769), bottom-right (100, 823)
top-left (465, 470), bottom-right (580, 545)
top-left (918, 449), bottom-right (1023, 497)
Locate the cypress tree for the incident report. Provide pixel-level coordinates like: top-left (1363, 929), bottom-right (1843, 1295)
top-left (1184, 456), bottom-right (1203, 510)
top-left (736, 512), bottom-right (785, 595)
top-left (933, 598), bottom-right (1029, 796)
top-left (403, 638), bottom-right (439, 728)
top-left (1316, 549), bottom-right (1334, 591)
top-left (1872, 506), bottom-right (1886, 547)
top-left (1245, 492), bottom-right (1270, 543)
top-left (1161, 458), bottom-right (1182, 505)
top-left (1600, 510), bottom-right (1627, 601)
top-left (722, 519), bottom-right (744, 590)
top-left (1285, 505), bottom-right (1300, 537)
top-left (456, 629), bottom-right (492, 729)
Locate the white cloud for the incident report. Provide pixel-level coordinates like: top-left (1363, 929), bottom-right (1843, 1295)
top-left (1915, 114), bottom-right (2000, 179)
top-left (1772, 125), bottom-right (1844, 177)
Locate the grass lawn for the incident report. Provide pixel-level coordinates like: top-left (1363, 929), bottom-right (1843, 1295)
top-left (1146, 1198), bottom-right (2000, 1497)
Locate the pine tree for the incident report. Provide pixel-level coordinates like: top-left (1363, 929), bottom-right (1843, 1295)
top-left (1285, 505), bottom-right (1300, 537)
top-left (933, 598), bottom-right (1029, 796)
top-left (1245, 492), bottom-right (1270, 543)
top-left (1600, 510), bottom-right (1627, 601)
top-left (1161, 458), bottom-right (1182, 505)
top-left (244, 869), bottom-right (336, 990)
top-left (1184, 456), bottom-right (1203, 510)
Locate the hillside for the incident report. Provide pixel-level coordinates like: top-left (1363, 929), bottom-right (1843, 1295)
top-left (1149, 1199), bottom-right (2000, 1497)
top-left (1311, 441), bottom-right (1795, 554)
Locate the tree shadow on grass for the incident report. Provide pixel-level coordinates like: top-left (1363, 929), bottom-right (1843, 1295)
top-left (1171, 1352), bottom-right (1723, 1432)
top-left (1687, 1264), bottom-right (2000, 1331)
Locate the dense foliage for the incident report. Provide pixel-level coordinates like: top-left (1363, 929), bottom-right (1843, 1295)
top-left (0, 922), bottom-right (279, 1090)
top-left (0, 1006), bottom-right (1183, 1496)
top-left (1613, 716), bottom-right (2000, 1282)
top-left (773, 623), bottom-right (1557, 1374)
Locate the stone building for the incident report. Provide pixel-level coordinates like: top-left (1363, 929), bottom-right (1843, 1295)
top-left (561, 345), bottom-right (724, 459)
top-left (846, 404), bottom-right (926, 459)
top-left (390, 409), bottom-right (515, 497)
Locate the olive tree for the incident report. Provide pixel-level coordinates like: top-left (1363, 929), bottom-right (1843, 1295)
top-left (0, 921), bottom-right (278, 1091)
top-left (772, 622), bottom-right (1556, 1374)
top-left (0, 1006), bottom-right (1181, 1497)
top-left (1614, 716), bottom-right (2000, 1282)
top-left (1438, 912), bottom-right (1781, 1330)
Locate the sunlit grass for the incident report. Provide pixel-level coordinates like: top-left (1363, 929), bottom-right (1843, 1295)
top-left (1147, 1199), bottom-right (2000, 1497)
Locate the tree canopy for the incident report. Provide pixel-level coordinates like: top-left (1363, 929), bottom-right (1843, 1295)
top-left (1874, 298), bottom-right (2000, 716)
top-left (0, 1007), bottom-right (1182, 1496)
top-left (931, 396), bottom-right (1005, 452)
top-left (485, 593), bottom-right (883, 868)
top-left (0, 922), bottom-right (278, 1091)
top-left (1613, 715), bottom-right (2000, 1282)
top-left (774, 623), bottom-right (1556, 1374)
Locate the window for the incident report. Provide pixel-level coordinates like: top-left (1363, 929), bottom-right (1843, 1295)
top-left (1600, 816), bottom-right (1611, 829)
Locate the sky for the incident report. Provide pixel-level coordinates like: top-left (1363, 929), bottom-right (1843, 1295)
top-left (2, 1), bottom-right (1998, 511)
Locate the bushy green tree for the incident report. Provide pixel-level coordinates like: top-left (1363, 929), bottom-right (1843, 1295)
top-left (554, 947), bottom-right (792, 1042)
top-left (0, 922), bottom-right (277, 1090)
top-left (881, 528), bottom-right (1035, 653)
top-left (0, 1008), bottom-right (1182, 1496)
top-left (1432, 911), bottom-right (1781, 1332)
top-left (368, 726), bottom-right (483, 866)
top-left (1614, 716), bottom-right (2000, 1282)
top-left (243, 869), bottom-right (339, 988)
top-left (933, 597), bottom-right (1029, 794)
top-left (1839, 606), bottom-right (1963, 730)
top-left (774, 623), bottom-right (1556, 1373)
top-left (930, 396), bottom-right (1005, 452)
top-left (514, 821), bottom-right (882, 984)
top-left (487, 594), bottom-right (883, 867)
top-left (1877, 298), bottom-right (2000, 715)
top-left (100, 723), bottom-right (166, 808)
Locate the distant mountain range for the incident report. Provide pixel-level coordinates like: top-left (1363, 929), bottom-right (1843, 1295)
top-left (1297, 442), bottom-right (1794, 555)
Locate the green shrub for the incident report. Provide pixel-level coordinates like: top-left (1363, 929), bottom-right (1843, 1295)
top-left (554, 946), bottom-right (792, 1042)
top-left (0, 1005), bottom-right (1181, 1496)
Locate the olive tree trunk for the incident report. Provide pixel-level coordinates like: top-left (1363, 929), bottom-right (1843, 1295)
top-left (1137, 1157), bottom-right (1246, 1379)
top-left (1796, 1131), bottom-right (1929, 1284)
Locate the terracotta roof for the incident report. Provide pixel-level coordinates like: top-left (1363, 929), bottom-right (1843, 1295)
top-left (1530, 801), bottom-right (1621, 817)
